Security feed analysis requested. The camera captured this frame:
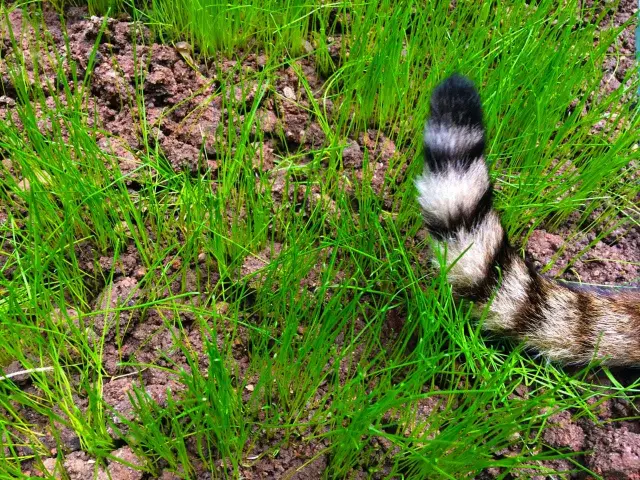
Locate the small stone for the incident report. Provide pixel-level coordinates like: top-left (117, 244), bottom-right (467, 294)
top-left (1, 158), bottom-right (12, 170)
top-left (35, 170), bottom-right (52, 185)
top-left (134, 267), bottom-right (146, 279)
top-left (42, 457), bottom-right (60, 477)
top-left (17, 178), bottom-right (30, 191)
top-left (39, 457), bottom-right (60, 477)
top-left (0, 96), bottom-right (16, 107)
top-left (256, 54), bottom-right (267, 68)
top-left (215, 302), bottom-right (229, 316)
top-left (115, 221), bottom-right (131, 237)
top-left (303, 40), bottom-right (314, 53)
top-left (257, 109), bottom-right (278, 133)
top-left (283, 86), bottom-right (296, 100)
top-left (174, 41), bottom-right (191, 53)
top-left (51, 308), bottom-right (80, 326)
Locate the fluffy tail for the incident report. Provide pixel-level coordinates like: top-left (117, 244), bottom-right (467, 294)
top-left (415, 75), bottom-right (640, 366)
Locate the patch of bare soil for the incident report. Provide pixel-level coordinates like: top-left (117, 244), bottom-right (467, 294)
top-left (0, 1), bottom-right (638, 478)
top-left (527, 222), bottom-right (640, 287)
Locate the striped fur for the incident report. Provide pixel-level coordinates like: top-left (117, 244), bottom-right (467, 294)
top-left (416, 75), bottom-right (640, 366)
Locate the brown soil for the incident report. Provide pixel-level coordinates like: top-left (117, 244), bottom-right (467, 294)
top-left (1, 1), bottom-right (638, 479)
top-left (527, 224), bottom-right (640, 287)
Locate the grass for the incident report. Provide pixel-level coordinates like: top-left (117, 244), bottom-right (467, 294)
top-left (0, 0), bottom-right (639, 478)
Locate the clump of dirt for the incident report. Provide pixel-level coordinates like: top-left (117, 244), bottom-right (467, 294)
top-left (543, 410), bottom-right (585, 452)
top-left (584, 424), bottom-right (640, 477)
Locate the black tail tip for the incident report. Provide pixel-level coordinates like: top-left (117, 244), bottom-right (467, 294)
top-left (429, 74), bottom-right (483, 128)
